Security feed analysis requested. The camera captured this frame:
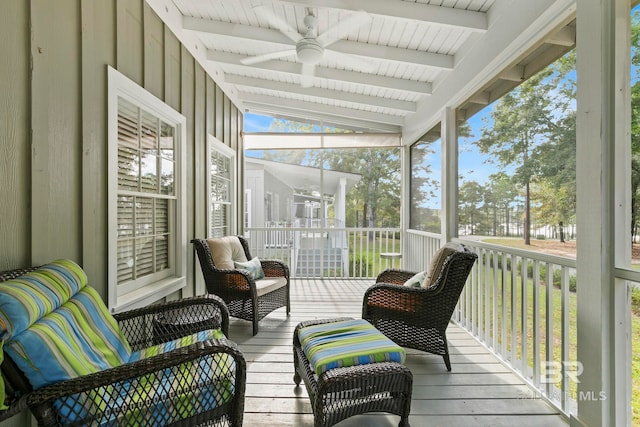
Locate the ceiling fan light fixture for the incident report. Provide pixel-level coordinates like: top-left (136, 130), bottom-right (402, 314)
top-left (296, 39), bottom-right (323, 64)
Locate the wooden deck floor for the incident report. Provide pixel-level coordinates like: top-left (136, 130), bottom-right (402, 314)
top-left (227, 278), bottom-right (569, 427)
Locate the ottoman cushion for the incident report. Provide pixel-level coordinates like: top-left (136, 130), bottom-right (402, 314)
top-left (298, 319), bottom-right (406, 376)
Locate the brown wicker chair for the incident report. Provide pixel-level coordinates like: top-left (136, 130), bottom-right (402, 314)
top-left (362, 242), bottom-right (478, 371)
top-left (192, 236), bottom-right (290, 335)
top-left (0, 264), bottom-right (246, 427)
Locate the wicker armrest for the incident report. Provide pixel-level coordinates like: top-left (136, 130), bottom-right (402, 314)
top-left (260, 259), bottom-right (290, 278)
top-left (26, 339), bottom-right (246, 426)
top-left (375, 268), bottom-right (417, 285)
top-left (362, 282), bottom-right (430, 316)
top-left (113, 294), bottom-right (231, 348)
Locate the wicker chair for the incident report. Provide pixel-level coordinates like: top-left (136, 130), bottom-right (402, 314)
top-left (362, 242), bottom-right (477, 371)
top-left (0, 262), bottom-right (246, 427)
top-left (192, 236), bottom-right (290, 335)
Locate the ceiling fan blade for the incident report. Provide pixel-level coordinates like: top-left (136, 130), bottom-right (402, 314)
top-left (253, 4), bottom-right (303, 43)
top-left (240, 49), bottom-right (297, 65)
top-left (300, 63), bottom-right (315, 88)
top-left (317, 10), bottom-right (371, 48)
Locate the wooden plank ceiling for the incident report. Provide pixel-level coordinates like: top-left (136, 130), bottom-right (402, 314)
top-left (150, 0), bottom-right (575, 136)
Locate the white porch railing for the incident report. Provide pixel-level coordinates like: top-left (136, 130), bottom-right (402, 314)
top-left (406, 230), bottom-right (579, 416)
top-left (245, 226), bottom-right (401, 279)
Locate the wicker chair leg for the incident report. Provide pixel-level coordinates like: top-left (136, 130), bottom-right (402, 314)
top-left (399, 417), bottom-right (410, 427)
top-left (253, 319), bottom-right (259, 336)
top-left (443, 353), bottom-right (451, 371)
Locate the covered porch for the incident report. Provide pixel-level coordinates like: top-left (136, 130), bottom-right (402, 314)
top-left (1, 0), bottom-right (635, 426)
top-left (234, 277), bottom-right (568, 426)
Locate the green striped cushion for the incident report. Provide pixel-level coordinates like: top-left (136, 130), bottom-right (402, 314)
top-left (130, 328), bottom-right (225, 361)
top-left (298, 319), bottom-right (406, 376)
top-left (56, 329), bottom-right (234, 425)
top-left (0, 259), bottom-right (87, 339)
top-left (0, 260), bottom-right (131, 390)
top-left (5, 286), bottom-right (131, 390)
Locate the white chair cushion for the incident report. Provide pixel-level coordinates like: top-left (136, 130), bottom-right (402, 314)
top-left (207, 236), bottom-right (248, 270)
top-left (255, 277), bottom-right (287, 297)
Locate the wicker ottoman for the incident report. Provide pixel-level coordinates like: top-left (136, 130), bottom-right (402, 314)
top-left (293, 318), bottom-right (413, 427)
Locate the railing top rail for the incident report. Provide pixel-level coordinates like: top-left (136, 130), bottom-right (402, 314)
top-left (406, 229), bottom-right (442, 239)
top-left (453, 237), bottom-right (577, 268)
top-left (246, 226), bottom-right (401, 232)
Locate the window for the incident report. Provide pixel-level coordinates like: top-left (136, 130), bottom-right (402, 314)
top-left (208, 135), bottom-right (235, 238)
top-left (108, 67), bottom-right (187, 312)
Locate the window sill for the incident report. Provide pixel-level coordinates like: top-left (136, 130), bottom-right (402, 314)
top-left (112, 276), bottom-right (186, 313)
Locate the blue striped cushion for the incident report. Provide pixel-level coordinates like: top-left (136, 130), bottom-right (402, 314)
top-left (56, 329), bottom-right (234, 425)
top-left (0, 260), bottom-right (131, 390)
top-left (0, 259), bottom-right (87, 339)
top-left (129, 329), bottom-right (225, 361)
top-left (298, 319), bottom-right (406, 376)
top-left (5, 286), bottom-right (131, 390)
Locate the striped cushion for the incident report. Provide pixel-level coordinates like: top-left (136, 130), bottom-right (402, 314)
top-left (0, 260), bottom-right (131, 390)
top-left (298, 319), bottom-right (406, 376)
top-left (0, 259), bottom-right (87, 339)
top-left (4, 286), bottom-right (131, 390)
top-left (56, 329), bottom-right (234, 425)
top-left (129, 329), bottom-right (225, 361)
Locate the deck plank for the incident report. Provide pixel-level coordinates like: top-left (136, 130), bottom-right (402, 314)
top-left (227, 278), bottom-right (569, 427)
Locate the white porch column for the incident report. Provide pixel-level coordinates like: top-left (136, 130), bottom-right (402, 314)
top-left (574, 0), bottom-right (631, 425)
top-left (441, 106), bottom-right (458, 244)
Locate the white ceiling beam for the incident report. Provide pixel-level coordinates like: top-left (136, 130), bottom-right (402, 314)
top-left (277, 0), bottom-right (488, 32)
top-left (468, 91), bottom-right (491, 105)
top-left (184, 17), bottom-right (454, 69)
top-left (243, 103), bottom-right (401, 133)
top-left (545, 25), bottom-right (576, 47)
top-left (208, 51), bottom-right (432, 95)
top-left (499, 66), bottom-right (525, 82)
top-left (240, 92), bottom-right (406, 126)
top-left (225, 75), bottom-right (417, 112)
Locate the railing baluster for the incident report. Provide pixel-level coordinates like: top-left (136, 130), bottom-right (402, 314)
top-left (532, 260), bottom-right (541, 388)
top-left (545, 261), bottom-right (554, 400)
top-left (521, 256), bottom-right (528, 377)
top-left (561, 266), bottom-right (570, 412)
top-left (501, 252), bottom-right (508, 357)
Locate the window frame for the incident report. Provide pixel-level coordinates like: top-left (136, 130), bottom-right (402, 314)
top-left (207, 134), bottom-right (236, 238)
top-left (107, 66), bottom-right (187, 313)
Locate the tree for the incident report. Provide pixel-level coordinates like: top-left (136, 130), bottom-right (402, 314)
top-left (476, 68), bottom-right (560, 245)
top-left (485, 172), bottom-right (519, 236)
top-left (318, 148), bottom-right (400, 228)
top-left (459, 180), bottom-right (485, 235)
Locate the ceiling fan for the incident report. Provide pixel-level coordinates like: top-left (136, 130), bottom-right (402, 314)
top-left (240, 6), bottom-right (373, 87)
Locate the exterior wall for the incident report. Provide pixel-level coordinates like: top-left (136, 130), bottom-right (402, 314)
top-left (0, 7), bottom-right (242, 420)
top-left (263, 170), bottom-right (294, 223)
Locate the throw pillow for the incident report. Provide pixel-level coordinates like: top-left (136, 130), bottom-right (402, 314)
top-left (403, 271), bottom-right (426, 288)
top-left (234, 257), bottom-right (265, 280)
top-left (424, 242), bottom-right (464, 288)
